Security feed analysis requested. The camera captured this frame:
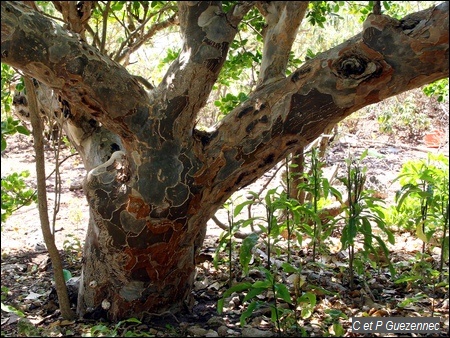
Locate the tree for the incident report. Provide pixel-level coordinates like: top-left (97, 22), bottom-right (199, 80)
top-left (1, 1), bottom-right (448, 321)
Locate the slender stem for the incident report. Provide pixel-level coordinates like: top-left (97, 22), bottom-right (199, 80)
top-left (285, 156), bottom-right (291, 263)
top-left (24, 77), bottom-right (75, 320)
top-left (51, 125), bottom-right (62, 235)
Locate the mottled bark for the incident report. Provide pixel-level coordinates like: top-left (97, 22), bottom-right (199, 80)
top-left (1, 1), bottom-right (448, 321)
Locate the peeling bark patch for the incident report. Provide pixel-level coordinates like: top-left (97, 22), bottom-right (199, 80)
top-left (259, 115), bottom-right (269, 123)
top-left (216, 148), bottom-right (244, 182)
top-left (241, 130), bottom-right (271, 156)
top-left (363, 26), bottom-right (403, 59)
top-left (401, 17), bottom-right (421, 30)
top-left (12, 31), bottom-right (47, 64)
top-left (263, 154), bottom-right (275, 166)
top-left (125, 106), bottom-right (150, 140)
top-left (271, 117), bottom-right (284, 137)
top-left (136, 141), bottom-right (183, 208)
top-left (234, 172), bottom-right (247, 186)
top-left (65, 55), bottom-right (88, 76)
top-left (245, 120), bottom-right (258, 133)
top-left (126, 196), bottom-right (150, 219)
top-left (105, 220), bottom-right (127, 247)
top-left (120, 211), bottom-right (147, 234)
top-left (166, 183), bottom-right (190, 208)
top-left (205, 53), bottom-right (226, 73)
top-left (237, 106), bottom-right (254, 118)
top-left (291, 66), bottom-right (312, 83)
top-left (332, 50), bottom-right (383, 89)
top-left (285, 89), bottom-right (343, 136)
top-left (192, 128), bottom-right (212, 147)
top-left (164, 95), bottom-right (188, 135)
top-left (130, 267), bottom-right (149, 282)
top-left (285, 139), bottom-right (298, 147)
top-left (126, 226), bottom-right (173, 248)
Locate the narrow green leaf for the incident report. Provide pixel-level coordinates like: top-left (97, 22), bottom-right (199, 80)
top-left (275, 284), bottom-right (292, 304)
top-left (233, 200), bottom-right (254, 217)
top-left (240, 233), bottom-right (259, 276)
top-left (240, 301), bottom-right (259, 326)
top-left (243, 287), bottom-right (266, 302)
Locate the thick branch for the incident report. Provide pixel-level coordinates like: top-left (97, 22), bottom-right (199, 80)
top-left (53, 1), bottom-right (94, 40)
top-left (1, 1), bottom-right (149, 144)
top-left (155, 2), bottom-right (250, 139)
top-left (196, 2), bottom-right (449, 209)
top-left (256, 1), bottom-right (309, 85)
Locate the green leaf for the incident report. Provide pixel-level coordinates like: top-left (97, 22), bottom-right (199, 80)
top-left (415, 222), bottom-right (428, 243)
top-left (240, 233), bottom-right (258, 276)
top-left (274, 284), bottom-right (292, 304)
top-left (243, 287), bottom-right (266, 303)
top-left (398, 293), bottom-right (426, 307)
top-left (240, 301), bottom-right (260, 327)
top-left (333, 323), bottom-right (345, 337)
top-left (395, 275), bottom-right (422, 284)
top-left (63, 269), bottom-right (72, 282)
top-left (281, 262), bottom-right (299, 274)
top-left (15, 125), bottom-right (30, 135)
top-left (217, 298), bottom-right (225, 314)
top-left (251, 280), bottom-right (271, 289)
top-left (233, 200), bottom-right (254, 217)
top-left (442, 237), bottom-right (449, 261)
top-left (220, 282), bottom-right (252, 299)
top-left (1, 302), bottom-right (25, 317)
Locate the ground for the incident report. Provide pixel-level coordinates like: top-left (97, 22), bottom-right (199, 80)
top-left (1, 89), bottom-right (449, 337)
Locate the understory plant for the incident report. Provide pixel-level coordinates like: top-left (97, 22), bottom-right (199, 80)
top-left (336, 150), bottom-right (395, 289)
top-left (393, 153), bottom-right (449, 282)
top-left (292, 147), bottom-right (342, 261)
top-left (217, 188), bottom-right (302, 334)
top-left (1, 170), bottom-right (37, 223)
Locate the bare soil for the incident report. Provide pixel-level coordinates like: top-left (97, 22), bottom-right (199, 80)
top-left (1, 90), bottom-right (449, 337)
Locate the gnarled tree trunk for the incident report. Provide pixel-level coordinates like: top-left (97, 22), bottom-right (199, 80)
top-left (1, 1), bottom-right (448, 320)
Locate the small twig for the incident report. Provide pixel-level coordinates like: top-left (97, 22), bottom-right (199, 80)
top-left (373, 1), bottom-right (381, 15)
top-left (45, 152), bottom-right (80, 180)
top-left (211, 215), bottom-right (263, 239)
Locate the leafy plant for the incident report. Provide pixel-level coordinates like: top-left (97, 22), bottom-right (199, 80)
top-left (1, 116), bottom-right (30, 152)
top-left (214, 92), bottom-right (249, 118)
top-left (294, 148), bottom-right (342, 261)
top-left (337, 150), bottom-right (395, 288)
top-left (1, 286), bottom-right (25, 318)
top-left (322, 308), bottom-right (348, 337)
top-left (1, 63), bottom-right (28, 150)
top-left (394, 153), bottom-right (449, 280)
top-left (63, 234), bottom-right (83, 266)
top-left (375, 97), bottom-right (431, 140)
top-left (88, 318), bottom-right (151, 337)
top-left (213, 198), bottom-right (252, 284)
top-left (1, 170), bottom-right (37, 223)
top-left (423, 78), bottom-right (449, 103)
top-left (217, 266), bottom-right (292, 333)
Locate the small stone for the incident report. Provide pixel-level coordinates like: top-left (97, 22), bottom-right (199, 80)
top-left (69, 181), bottom-right (83, 191)
top-left (187, 326), bottom-right (208, 337)
top-left (205, 330), bottom-right (219, 337)
top-left (207, 316), bottom-right (225, 327)
top-left (241, 327), bottom-right (274, 337)
top-left (217, 326), bottom-right (229, 337)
